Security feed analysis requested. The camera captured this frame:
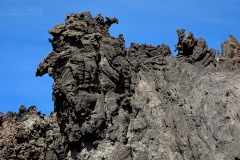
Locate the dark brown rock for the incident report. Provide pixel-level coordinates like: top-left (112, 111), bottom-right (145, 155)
top-left (1, 12), bottom-right (240, 160)
top-left (174, 29), bottom-right (217, 67)
top-left (221, 35), bottom-right (240, 59)
top-left (19, 105), bottom-right (26, 114)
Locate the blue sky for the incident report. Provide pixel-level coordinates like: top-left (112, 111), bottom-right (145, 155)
top-left (0, 0), bottom-right (239, 115)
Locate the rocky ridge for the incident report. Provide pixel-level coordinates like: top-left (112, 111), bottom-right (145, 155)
top-left (1, 12), bottom-right (240, 159)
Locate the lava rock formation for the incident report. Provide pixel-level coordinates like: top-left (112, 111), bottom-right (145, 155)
top-left (1, 12), bottom-right (240, 160)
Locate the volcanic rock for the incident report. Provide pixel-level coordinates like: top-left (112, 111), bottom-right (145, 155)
top-left (1, 12), bottom-right (240, 160)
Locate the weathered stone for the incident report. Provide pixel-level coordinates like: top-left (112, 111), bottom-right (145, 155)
top-left (1, 12), bottom-right (240, 160)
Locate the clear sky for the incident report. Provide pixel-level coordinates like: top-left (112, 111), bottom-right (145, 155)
top-left (0, 0), bottom-right (240, 115)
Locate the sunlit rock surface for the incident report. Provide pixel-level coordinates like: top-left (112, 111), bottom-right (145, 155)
top-left (1, 12), bottom-right (240, 160)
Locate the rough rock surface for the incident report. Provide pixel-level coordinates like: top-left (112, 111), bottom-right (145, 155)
top-left (1, 12), bottom-right (240, 160)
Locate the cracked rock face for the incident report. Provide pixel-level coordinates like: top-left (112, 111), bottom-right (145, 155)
top-left (1, 12), bottom-right (240, 160)
top-left (0, 106), bottom-right (65, 159)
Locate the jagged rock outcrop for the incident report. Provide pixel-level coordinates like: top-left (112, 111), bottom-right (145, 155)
top-left (1, 12), bottom-right (240, 160)
top-left (0, 106), bottom-right (64, 159)
top-left (221, 35), bottom-right (240, 59)
top-left (174, 29), bottom-right (218, 67)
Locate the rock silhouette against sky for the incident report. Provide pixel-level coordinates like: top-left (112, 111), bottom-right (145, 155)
top-left (1, 12), bottom-right (240, 160)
